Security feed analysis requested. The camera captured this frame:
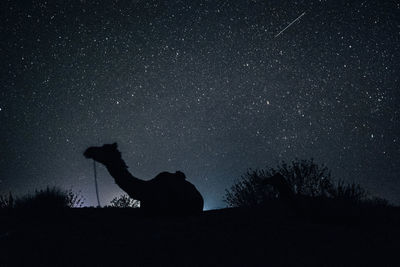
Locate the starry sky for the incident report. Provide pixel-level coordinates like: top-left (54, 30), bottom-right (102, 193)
top-left (1, 0), bottom-right (399, 208)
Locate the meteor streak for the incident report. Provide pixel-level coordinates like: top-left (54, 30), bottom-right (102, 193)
top-left (275, 12), bottom-right (306, 38)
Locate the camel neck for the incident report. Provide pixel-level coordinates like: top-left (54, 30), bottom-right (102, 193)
top-left (105, 162), bottom-right (147, 200)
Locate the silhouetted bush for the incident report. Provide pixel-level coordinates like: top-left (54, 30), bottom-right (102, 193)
top-left (365, 196), bottom-right (390, 208)
top-left (329, 180), bottom-right (368, 204)
top-left (224, 169), bottom-right (277, 207)
top-left (225, 159), bottom-right (332, 207)
top-left (109, 194), bottom-right (140, 208)
top-left (13, 187), bottom-right (84, 209)
top-left (224, 159), bottom-right (379, 208)
top-left (278, 159), bottom-right (333, 197)
top-left (0, 192), bottom-right (14, 209)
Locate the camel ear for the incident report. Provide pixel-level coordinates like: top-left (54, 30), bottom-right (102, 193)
top-left (112, 142), bottom-right (118, 149)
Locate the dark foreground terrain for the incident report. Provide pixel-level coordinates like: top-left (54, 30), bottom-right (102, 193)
top-left (1, 205), bottom-right (399, 266)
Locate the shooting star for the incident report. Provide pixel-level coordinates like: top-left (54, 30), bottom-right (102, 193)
top-left (275, 12), bottom-right (306, 38)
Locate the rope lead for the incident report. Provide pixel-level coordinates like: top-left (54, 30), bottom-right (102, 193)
top-left (93, 160), bottom-right (101, 207)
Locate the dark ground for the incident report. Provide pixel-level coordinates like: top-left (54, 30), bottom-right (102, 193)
top-left (1, 205), bottom-right (399, 266)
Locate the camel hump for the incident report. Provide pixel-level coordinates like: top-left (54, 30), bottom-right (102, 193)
top-left (175, 171), bottom-right (186, 180)
top-left (153, 171), bottom-right (186, 182)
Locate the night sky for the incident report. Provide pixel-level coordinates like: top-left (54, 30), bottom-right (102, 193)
top-left (1, 0), bottom-right (399, 209)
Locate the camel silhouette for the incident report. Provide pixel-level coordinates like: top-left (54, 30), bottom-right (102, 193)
top-left (84, 143), bottom-right (204, 214)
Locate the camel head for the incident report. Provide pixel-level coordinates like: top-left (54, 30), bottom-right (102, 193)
top-left (84, 142), bottom-right (124, 166)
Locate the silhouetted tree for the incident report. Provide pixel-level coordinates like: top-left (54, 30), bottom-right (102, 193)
top-left (277, 159), bottom-right (333, 197)
top-left (224, 159), bottom-right (372, 207)
top-left (109, 194), bottom-right (140, 208)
